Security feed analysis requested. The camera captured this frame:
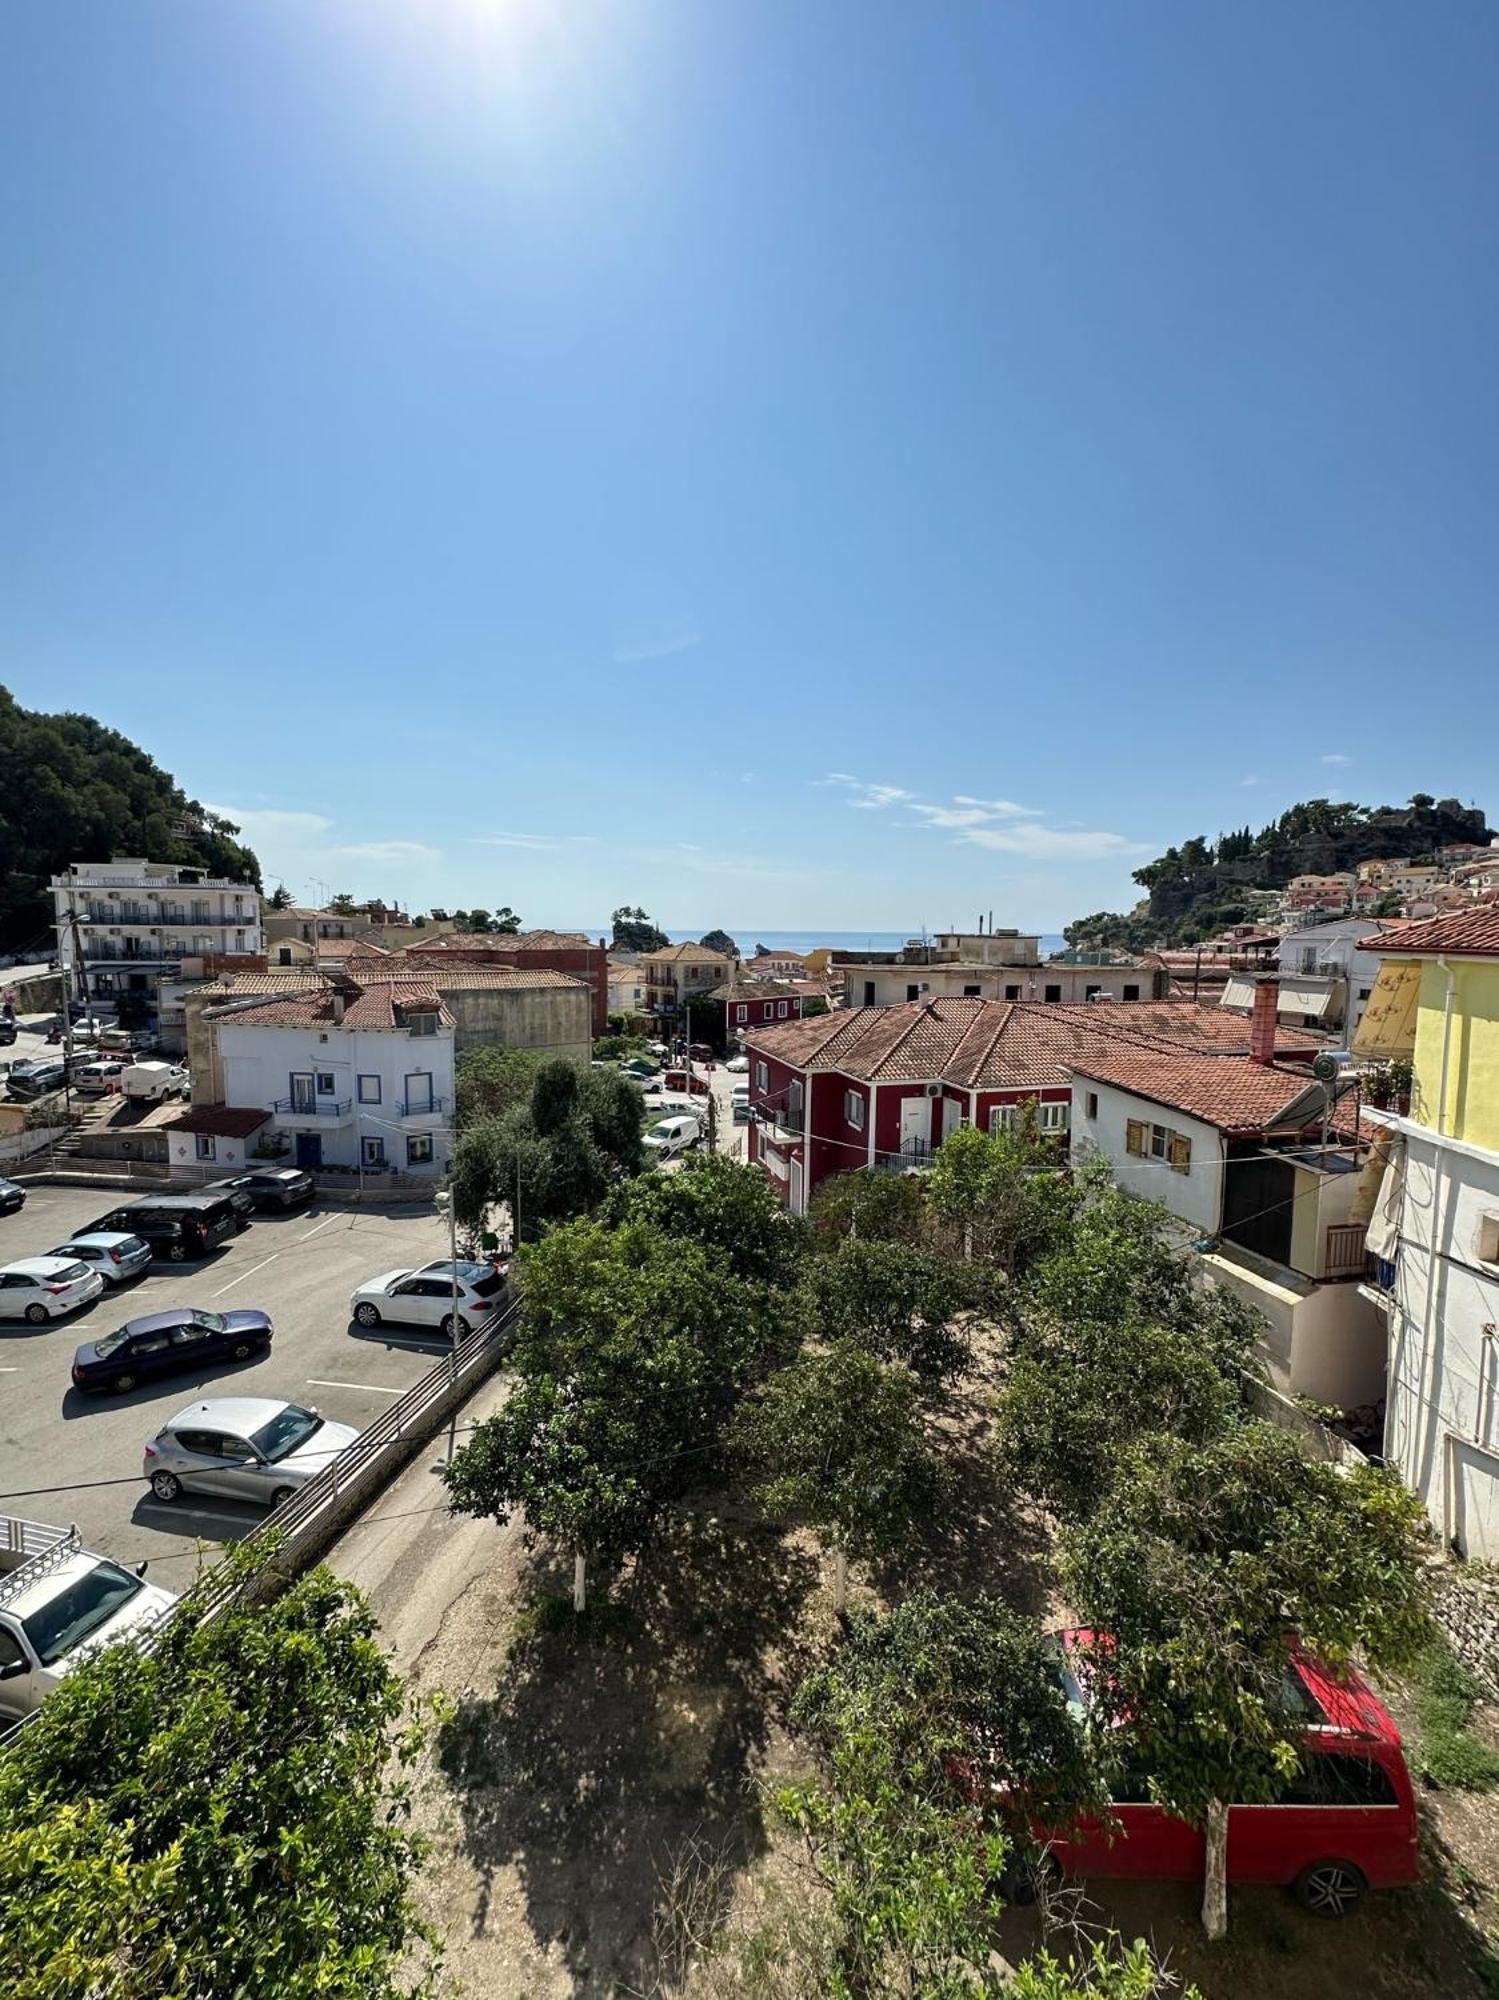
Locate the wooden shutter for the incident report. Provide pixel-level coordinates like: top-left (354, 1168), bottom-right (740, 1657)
top-left (1169, 1133), bottom-right (1192, 1174)
top-left (1125, 1118), bottom-right (1147, 1157)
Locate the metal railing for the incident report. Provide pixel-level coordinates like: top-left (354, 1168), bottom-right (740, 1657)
top-left (1323, 1222), bottom-right (1368, 1280)
top-left (272, 1096), bottom-right (353, 1118)
top-left (871, 1138), bottom-right (935, 1174)
top-left (397, 1094), bottom-right (447, 1118)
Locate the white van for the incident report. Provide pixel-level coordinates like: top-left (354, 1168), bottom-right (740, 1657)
top-left (73, 1059), bottom-right (130, 1097)
top-left (644, 1114), bottom-right (700, 1161)
top-left (121, 1062), bottom-right (189, 1104)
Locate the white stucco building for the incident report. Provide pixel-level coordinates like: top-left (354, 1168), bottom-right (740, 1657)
top-left (204, 980), bottom-right (455, 1179)
top-left (53, 858), bottom-right (262, 1011)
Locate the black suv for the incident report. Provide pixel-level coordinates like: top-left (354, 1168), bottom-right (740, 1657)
top-left (89, 1194), bottom-right (240, 1263)
top-left (209, 1169), bottom-right (314, 1211)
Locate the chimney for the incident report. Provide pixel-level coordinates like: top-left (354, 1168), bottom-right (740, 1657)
top-left (331, 990), bottom-right (345, 1025)
top-left (1249, 976), bottom-right (1278, 1066)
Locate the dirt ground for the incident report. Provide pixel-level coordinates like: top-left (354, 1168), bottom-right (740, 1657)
top-left (395, 1352), bottom-right (1499, 1999)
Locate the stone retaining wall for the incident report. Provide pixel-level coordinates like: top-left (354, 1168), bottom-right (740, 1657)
top-left (1432, 1566), bottom-right (1499, 1702)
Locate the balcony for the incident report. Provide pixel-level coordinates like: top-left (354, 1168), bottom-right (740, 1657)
top-left (871, 1139), bottom-right (936, 1175)
top-left (1321, 1222), bottom-right (1369, 1281)
top-left (397, 1094), bottom-right (448, 1119)
top-left (273, 1096), bottom-right (353, 1122)
top-left (752, 1103), bottom-right (804, 1146)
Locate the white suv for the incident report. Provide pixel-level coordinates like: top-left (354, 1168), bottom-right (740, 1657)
top-left (349, 1259), bottom-right (508, 1337)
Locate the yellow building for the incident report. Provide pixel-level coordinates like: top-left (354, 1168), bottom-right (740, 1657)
top-left (1356, 907), bottom-right (1499, 1557)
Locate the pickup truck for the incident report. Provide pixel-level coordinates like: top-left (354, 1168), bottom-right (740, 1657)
top-left (121, 1061), bottom-right (189, 1104)
top-left (0, 1518), bottom-right (176, 1721)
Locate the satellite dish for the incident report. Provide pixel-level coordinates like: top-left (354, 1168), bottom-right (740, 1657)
top-left (1312, 1051), bottom-right (1343, 1084)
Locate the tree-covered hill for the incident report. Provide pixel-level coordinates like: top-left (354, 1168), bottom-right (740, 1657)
top-left (0, 686), bottom-right (261, 950)
top-left (1066, 794), bottom-right (1492, 951)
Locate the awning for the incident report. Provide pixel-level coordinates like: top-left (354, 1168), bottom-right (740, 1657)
top-left (1364, 1135), bottom-right (1406, 1264)
top-left (1353, 960), bottom-right (1420, 1061)
top-left (1222, 977), bottom-right (1256, 1011)
top-left (1275, 982), bottom-right (1335, 1020)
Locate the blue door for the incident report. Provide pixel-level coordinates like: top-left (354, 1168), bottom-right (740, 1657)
top-left (295, 1133), bottom-right (321, 1170)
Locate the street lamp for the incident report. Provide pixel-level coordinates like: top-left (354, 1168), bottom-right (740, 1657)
top-left (433, 1186), bottom-right (460, 1380)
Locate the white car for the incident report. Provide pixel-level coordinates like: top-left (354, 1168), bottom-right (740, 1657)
top-left (724, 1054), bottom-right (750, 1074)
top-left (644, 1114), bottom-right (700, 1161)
top-left (0, 1257), bottom-right (104, 1324)
top-left (349, 1258), bottom-right (508, 1337)
top-left (0, 1523), bottom-right (176, 1720)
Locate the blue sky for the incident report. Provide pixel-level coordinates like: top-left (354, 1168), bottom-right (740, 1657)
top-left (3, 2), bottom-right (1496, 932)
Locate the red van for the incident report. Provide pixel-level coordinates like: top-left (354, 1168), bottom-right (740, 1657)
top-left (1040, 1632), bottom-right (1420, 1917)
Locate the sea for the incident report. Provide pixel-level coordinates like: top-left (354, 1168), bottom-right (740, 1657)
top-left (573, 927), bottom-right (1068, 957)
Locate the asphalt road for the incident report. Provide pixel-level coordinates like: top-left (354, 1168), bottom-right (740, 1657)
top-left (0, 1183), bottom-right (457, 1583)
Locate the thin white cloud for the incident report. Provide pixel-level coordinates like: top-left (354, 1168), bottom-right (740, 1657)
top-left (613, 628), bottom-right (702, 665)
top-left (1239, 775), bottom-right (1263, 788)
top-left (1320, 753), bottom-right (1353, 767)
top-left (473, 832), bottom-right (559, 850)
top-left (814, 774), bottom-right (1141, 862)
top-left (330, 839), bottom-right (440, 864)
top-left (204, 804), bottom-right (334, 843)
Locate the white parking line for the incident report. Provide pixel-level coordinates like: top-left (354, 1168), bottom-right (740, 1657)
top-left (299, 1213), bottom-right (341, 1243)
top-left (0, 1366), bottom-right (17, 1373)
top-left (210, 1252), bottom-right (281, 1298)
top-left (306, 1378), bottom-right (404, 1395)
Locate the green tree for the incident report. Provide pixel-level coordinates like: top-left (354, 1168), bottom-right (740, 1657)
top-left (267, 881), bottom-right (293, 909)
top-left (449, 1057), bottom-right (642, 1236)
top-left (454, 1046), bottom-right (542, 1132)
top-left (700, 927), bottom-right (739, 957)
top-left (1010, 1940), bottom-right (1201, 2000)
top-left (604, 1150), bottom-right (807, 1291)
top-left (492, 904), bottom-right (521, 933)
top-left (809, 1166), bottom-right (928, 1246)
top-left (927, 1120), bottom-right (1079, 1279)
top-left (611, 904), bottom-right (670, 953)
top-left (328, 891), bottom-right (357, 913)
top-left (800, 1238), bottom-right (975, 1390)
top-left (0, 1554), bottom-right (438, 1999)
top-left (1061, 1424), bottom-right (1430, 1938)
top-left (463, 906), bottom-right (494, 933)
top-left (733, 1344), bottom-right (941, 1609)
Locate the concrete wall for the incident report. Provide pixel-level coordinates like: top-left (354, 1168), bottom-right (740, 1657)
top-left (1414, 959), bottom-right (1499, 1151)
top-left (165, 1128), bottom-right (255, 1172)
top-left (1386, 1123), bottom-right (1499, 1557)
top-left (1072, 1080), bottom-right (1225, 1235)
top-left (437, 982), bottom-right (592, 1062)
top-left (1200, 1245), bottom-right (1388, 1407)
top-left (842, 963), bottom-right (1157, 1007)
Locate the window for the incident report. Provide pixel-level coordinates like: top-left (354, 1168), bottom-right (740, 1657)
top-left (407, 1011), bottom-right (438, 1036)
top-left (194, 1134), bottom-right (216, 1162)
top-left (1478, 1214), bottom-right (1499, 1267)
top-left (906, 984), bottom-right (920, 1002)
top-left (1279, 1753), bottom-right (1399, 1809)
top-left (1085, 1091), bottom-right (1099, 1120)
top-left (755, 1061), bottom-right (768, 1092)
top-left (1085, 984), bottom-right (1101, 1001)
top-left (1149, 1124), bottom-right (1171, 1160)
top-left (1005, 984), bottom-right (1021, 1001)
top-left (863, 982), bottom-right (876, 1006)
top-left (407, 1134), bottom-right (434, 1166)
top-left (736, 1004), bottom-right (748, 1024)
top-left (963, 984), bottom-right (981, 998)
top-left (1038, 1101), bottom-right (1068, 1132)
top-left (989, 1105), bottom-right (1019, 1135)
top-left (778, 1001), bottom-right (789, 1018)
top-left (844, 1090), bottom-right (865, 1131)
top-left (315, 1072), bottom-right (336, 1096)
top-left (1044, 984), bottom-right (1062, 1003)
top-left (0, 1628), bottom-right (25, 1672)
top-left (1122, 984), bottom-right (1140, 1002)
top-left (362, 1137), bottom-right (386, 1169)
top-left (358, 1075), bottom-right (381, 1104)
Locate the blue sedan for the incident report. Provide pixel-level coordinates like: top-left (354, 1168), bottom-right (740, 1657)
top-left (71, 1306), bottom-right (273, 1396)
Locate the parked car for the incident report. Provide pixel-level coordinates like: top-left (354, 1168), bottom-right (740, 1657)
top-left (997, 1632), bottom-right (1421, 1918)
top-left (121, 1061), bottom-right (188, 1104)
top-left (731, 1084), bottom-right (751, 1123)
top-left (644, 1114), bottom-right (700, 1160)
top-left (663, 1068), bottom-right (711, 1096)
top-left (205, 1181), bottom-right (255, 1228)
top-left (0, 1020), bottom-right (16, 1047)
top-left (350, 1258), bottom-right (508, 1336)
top-left (207, 1168), bottom-right (314, 1212)
top-left (88, 1193), bottom-right (240, 1263)
top-left (0, 1257), bottom-right (104, 1324)
top-left (47, 1232), bottom-right (152, 1286)
top-left (73, 1305), bottom-right (273, 1395)
top-left (0, 1178), bottom-right (25, 1216)
top-left (642, 1093), bottom-right (704, 1126)
top-left (144, 1398), bottom-right (359, 1508)
top-left (0, 1518), bottom-right (175, 1721)
top-left (724, 1054), bottom-right (750, 1074)
top-left (71, 1059), bottom-right (130, 1097)
top-left (618, 1058), bottom-right (659, 1081)
top-left (6, 1061), bottom-right (66, 1102)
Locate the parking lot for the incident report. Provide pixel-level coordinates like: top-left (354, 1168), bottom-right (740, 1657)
top-left (0, 1182), bottom-right (458, 1581)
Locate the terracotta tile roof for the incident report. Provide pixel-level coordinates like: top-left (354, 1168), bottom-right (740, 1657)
top-left (317, 936), bottom-right (388, 959)
top-left (411, 929), bottom-right (593, 951)
top-left (1359, 907), bottom-right (1499, 958)
top-left (205, 984), bottom-right (454, 1032)
top-left (746, 998), bottom-right (1326, 1090)
top-left (164, 1105), bottom-right (272, 1139)
top-left (1063, 1049), bottom-right (1341, 1135)
top-left (192, 970), bottom-right (327, 998)
top-left (639, 942), bottom-right (734, 965)
top-left (707, 978), bottom-right (807, 1001)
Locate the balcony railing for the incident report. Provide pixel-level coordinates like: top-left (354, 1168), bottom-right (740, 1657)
top-left (871, 1139), bottom-right (936, 1175)
top-left (273, 1096), bottom-right (353, 1119)
top-left (1323, 1222), bottom-right (1369, 1281)
top-left (397, 1094), bottom-right (448, 1118)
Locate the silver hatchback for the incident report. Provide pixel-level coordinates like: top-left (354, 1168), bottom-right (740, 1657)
top-left (144, 1397), bottom-right (359, 1509)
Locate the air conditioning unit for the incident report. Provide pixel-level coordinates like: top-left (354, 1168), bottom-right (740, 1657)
top-left (924, 1081), bottom-right (942, 1097)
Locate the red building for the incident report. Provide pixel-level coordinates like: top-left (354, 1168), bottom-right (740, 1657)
top-left (705, 979), bottom-right (806, 1053)
top-left (746, 997), bottom-right (1327, 1212)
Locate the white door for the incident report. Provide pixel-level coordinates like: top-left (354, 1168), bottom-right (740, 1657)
top-left (899, 1096), bottom-right (928, 1156)
top-left (942, 1097), bottom-right (963, 1141)
top-left (790, 1156), bottom-right (805, 1215)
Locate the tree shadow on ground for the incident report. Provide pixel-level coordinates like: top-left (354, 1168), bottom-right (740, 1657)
top-left (436, 1514), bottom-right (819, 1996)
